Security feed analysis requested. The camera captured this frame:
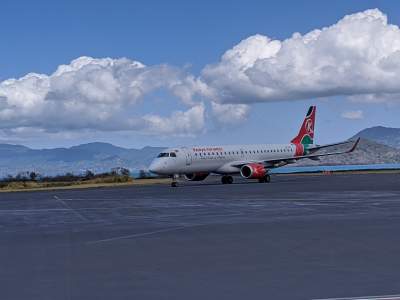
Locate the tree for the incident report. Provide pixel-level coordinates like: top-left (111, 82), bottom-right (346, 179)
top-left (29, 172), bottom-right (38, 181)
top-left (84, 170), bottom-right (95, 179)
top-left (120, 168), bottom-right (130, 177)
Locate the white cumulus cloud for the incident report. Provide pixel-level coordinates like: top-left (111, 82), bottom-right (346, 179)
top-left (211, 102), bottom-right (250, 124)
top-left (202, 9), bottom-right (400, 104)
top-left (142, 104), bottom-right (205, 137)
top-left (2, 8), bottom-right (400, 141)
top-left (341, 110), bottom-right (364, 120)
top-left (0, 56), bottom-right (207, 137)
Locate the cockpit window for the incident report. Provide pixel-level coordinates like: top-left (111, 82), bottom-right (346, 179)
top-left (157, 152), bottom-right (169, 157)
top-left (157, 152), bottom-right (177, 158)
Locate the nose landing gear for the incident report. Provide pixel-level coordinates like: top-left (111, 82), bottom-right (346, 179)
top-left (171, 174), bottom-right (179, 187)
top-left (221, 175), bottom-right (233, 184)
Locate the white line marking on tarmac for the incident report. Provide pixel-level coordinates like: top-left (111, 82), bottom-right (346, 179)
top-left (54, 195), bottom-right (88, 222)
top-left (313, 294), bottom-right (400, 300)
top-left (86, 227), bottom-right (186, 245)
top-left (87, 223), bottom-right (214, 245)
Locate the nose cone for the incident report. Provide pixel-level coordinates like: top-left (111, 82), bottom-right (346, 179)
top-left (149, 159), bottom-right (163, 174)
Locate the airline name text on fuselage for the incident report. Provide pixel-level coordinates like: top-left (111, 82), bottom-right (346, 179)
top-left (192, 147), bottom-right (224, 152)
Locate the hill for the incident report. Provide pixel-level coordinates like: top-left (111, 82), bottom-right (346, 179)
top-left (0, 143), bottom-right (164, 177)
top-left (1, 132), bottom-right (400, 178)
top-left (296, 138), bottom-right (400, 166)
top-left (352, 126), bottom-right (400, 149)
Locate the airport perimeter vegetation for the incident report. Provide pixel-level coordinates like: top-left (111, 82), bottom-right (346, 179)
top-left (0, 163), bottom-right (399, 192)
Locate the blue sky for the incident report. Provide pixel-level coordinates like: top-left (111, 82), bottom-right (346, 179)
top-left (1, 0), bottom-right (400, 148)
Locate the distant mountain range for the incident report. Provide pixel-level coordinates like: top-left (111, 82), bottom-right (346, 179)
top-left (352, 126), bottom-right (400, 149)
top-left (295, 125), bottom-right (400, 166)
top-left (0, 126), bottom-right (400, 177)
top-left (0, 142), bottom-right (164, 177)
top-left (296, 138), bottom-right (400, 166)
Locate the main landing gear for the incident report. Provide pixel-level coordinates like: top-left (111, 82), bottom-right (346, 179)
top-left (171, 174), bottom-right (179, 187)
top-left (258, 174), bottom-right (271, 183)
top-left (221, 175), bottom-right (233, 184)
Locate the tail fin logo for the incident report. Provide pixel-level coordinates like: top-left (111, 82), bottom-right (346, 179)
top-left (305, 118), bottom-right (314, 134)
top-left (291, 105), bottom-right (316, 145)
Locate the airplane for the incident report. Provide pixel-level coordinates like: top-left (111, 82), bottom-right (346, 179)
top-left (149, 106), bottom-right (360, 187)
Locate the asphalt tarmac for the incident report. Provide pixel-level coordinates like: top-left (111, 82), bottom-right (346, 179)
top-left (1, 173), bottom-right (400, 300)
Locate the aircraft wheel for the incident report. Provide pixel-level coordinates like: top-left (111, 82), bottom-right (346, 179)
top-left (264, 174), bottom-right (271, 183)
top-left (221, 175), bottom-right (233, 184)
top-left (171, 182), bottom-right (178, 187)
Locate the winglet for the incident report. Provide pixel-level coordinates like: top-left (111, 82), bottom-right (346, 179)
top-left (348, 137), bottom-right (360, 153)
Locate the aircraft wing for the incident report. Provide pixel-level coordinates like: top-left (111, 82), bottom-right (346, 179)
top-left (232, 138), bottom-right (360, 169)
top-left (308, 139), bottom-right (355, 152)
top-left (263, 138), bottom-right (360, 167)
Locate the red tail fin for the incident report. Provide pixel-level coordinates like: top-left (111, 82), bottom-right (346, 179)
top-left (291, 106), bottom-right (316, 145)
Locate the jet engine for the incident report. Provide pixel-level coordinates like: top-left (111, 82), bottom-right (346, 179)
top-left (240, 163), bottom-right (267, 179)
top-left (184, 172), bottom-right (210, 181)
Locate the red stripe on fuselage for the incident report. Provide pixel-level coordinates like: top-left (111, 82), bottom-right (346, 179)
top-left (293, 143), bottom-right (304, 156)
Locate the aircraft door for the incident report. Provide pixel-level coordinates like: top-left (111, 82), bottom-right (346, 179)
top-left (185, 150), bottom-right (192, 165)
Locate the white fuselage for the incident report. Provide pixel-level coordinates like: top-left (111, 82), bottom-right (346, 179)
top-left (149, 143), bottom-right (304, 175)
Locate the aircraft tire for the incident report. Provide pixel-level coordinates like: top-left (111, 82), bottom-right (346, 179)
top-left (264, 174), bottom-right (271, 183)
top-left (221, 176), bottom-right (231, 184)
